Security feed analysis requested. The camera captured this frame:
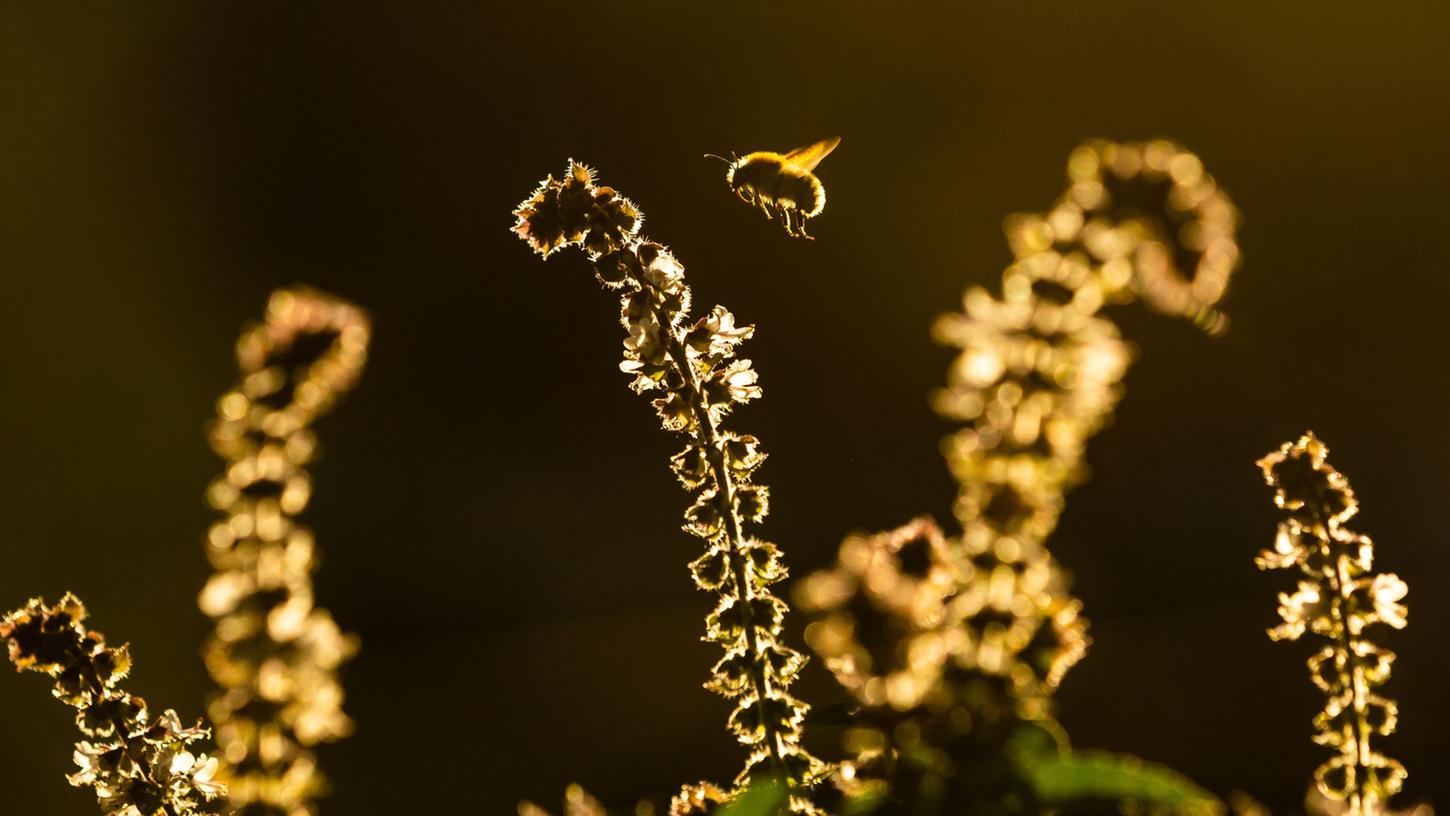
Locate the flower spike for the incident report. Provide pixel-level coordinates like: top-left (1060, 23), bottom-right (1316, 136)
top-left (1258, 433), bottom-right (1409, 812)
top-left (513, 164), bottom-right (826, 811)
top-left (199, 287), bottom-right (371, 816)
top-left (2, 594), bottom-right (229, 815)
top-left (796, 140), bottom-right (1240, 814)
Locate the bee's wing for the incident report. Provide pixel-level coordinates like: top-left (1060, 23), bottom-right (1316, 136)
top-left (782, 137), bottom-right (841, 172)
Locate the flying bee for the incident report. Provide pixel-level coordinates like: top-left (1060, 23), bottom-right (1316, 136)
top-left (707, 137), bottom-right (840, 239)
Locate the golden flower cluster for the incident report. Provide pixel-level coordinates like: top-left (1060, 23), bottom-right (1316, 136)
top-left (1, 593), bottom-right (229, 815)
top-left (515, 163), bottom-right (827, 811)
top-left (1257, 433), bottom-right (1409, 812)
top-left (198, 288), bottom-right (371, 816)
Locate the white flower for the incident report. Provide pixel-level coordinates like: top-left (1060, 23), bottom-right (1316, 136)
top-left (1256, 523), bottom-right (1306, 570)
top-left (622, 313), bottom-right (666, 366)
top-left (1270, 581), bottom-right (1326, 641)
top-left (643, 251), bottom-right (684, 292)
top-left (68, 742), bottom-right (104, 786)
top-left (1369, 573), bottom-right (1408, 629)
top-left (188, 754), bottom-right (227, 799)
top-left (721, 361), bottom-right (761, 404)
top-left (691, 305), bottom-right (754, 356)
top-left (169, 750), bottom-right (197, 776)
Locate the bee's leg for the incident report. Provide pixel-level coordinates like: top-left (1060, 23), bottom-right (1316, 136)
top-left (782, 208), bottom-right (798, 236)
top-left (794, 212), bottom-right (814, 240)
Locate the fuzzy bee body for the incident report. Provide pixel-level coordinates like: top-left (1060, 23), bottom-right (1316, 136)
top-left (715, 137), bottom-right (839, 239)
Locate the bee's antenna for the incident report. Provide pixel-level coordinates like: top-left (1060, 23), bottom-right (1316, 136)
top-left (703, 153), bottom-right (734, 165)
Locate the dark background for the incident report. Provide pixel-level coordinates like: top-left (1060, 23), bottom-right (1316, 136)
top-left (1, 2), bottom-right (1446, 813)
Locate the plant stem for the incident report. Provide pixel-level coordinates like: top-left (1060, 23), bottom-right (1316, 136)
top-left (655, 299), bottom-right (786, 775)
top-left (1307, 502), bottom-right (1372, 812)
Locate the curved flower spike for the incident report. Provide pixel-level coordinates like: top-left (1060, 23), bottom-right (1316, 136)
top-left (1258, 432), bottom-right (1409, 812)
top-left (513, 165), bottom-right (826, 805)
top-left (792, 140), bottom-right (1236, 815)
top-left (927, 140), bottom-right (1238, 722)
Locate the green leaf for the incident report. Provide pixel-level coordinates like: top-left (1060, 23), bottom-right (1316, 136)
top-left (717, 779), bottom-right (787, 816)
top-left (1006, 720), bottom-right (1065, 765)
top-left (1026, 750), bottom-right (1223, 814)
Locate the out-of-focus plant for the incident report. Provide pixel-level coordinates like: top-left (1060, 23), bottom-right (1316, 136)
top-left (1305, 786), bottom-right (1434, 816)
top-left (513, 161), bottom-right (827, 815)
top-left (520, 785), bottom-right (609, 816)
top-left (2, 593), bottom-right (229, 815)
top-left (1257, 433), bottom-right (1409, 814)
top-left (198, 288), bottom-right (371, 816)
top-left (795, 139), bottom-right (1239, 815)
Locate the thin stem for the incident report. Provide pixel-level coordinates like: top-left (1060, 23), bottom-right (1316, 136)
top-left (655, 301), bottom-right (786, 774)
top-left (1306, 502), bottom-right (1373, 811)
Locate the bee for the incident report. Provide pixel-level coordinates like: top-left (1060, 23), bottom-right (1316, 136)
top-left (707, 137), bottom-right (840, 239)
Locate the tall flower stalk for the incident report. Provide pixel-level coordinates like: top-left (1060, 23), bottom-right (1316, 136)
top-left (2, 593), bottom-right (228, 815)
top-left (513, 162), bottom-right (826, 810)
top-left (1257, 433), bottom-right (1408, 812)
top-left (796, 139), bottom-right (1240, 814)
top-left (198, 288), bottom-right (371, 816)
top-left (933, 138), bottom-right (1240, 715)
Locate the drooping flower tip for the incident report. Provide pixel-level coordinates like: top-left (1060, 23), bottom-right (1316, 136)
top-left (1257, 431), bottom-right (1357, 524)
top-left (2, 593), bottom-right (96, 676)
top-left (513, 173), bottom-right (570, 257)
top-left (513, 161), bottom-right (643, 259)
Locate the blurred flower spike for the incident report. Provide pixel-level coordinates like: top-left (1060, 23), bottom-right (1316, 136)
top-left (930, 139), bottom-right (1239, 716)
top-left (519, 784), bottom-right (608, 816)
top-left (200, 287), bottom-right (371, 816)
top-left (795, 140), bottom-right (1238, 813)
